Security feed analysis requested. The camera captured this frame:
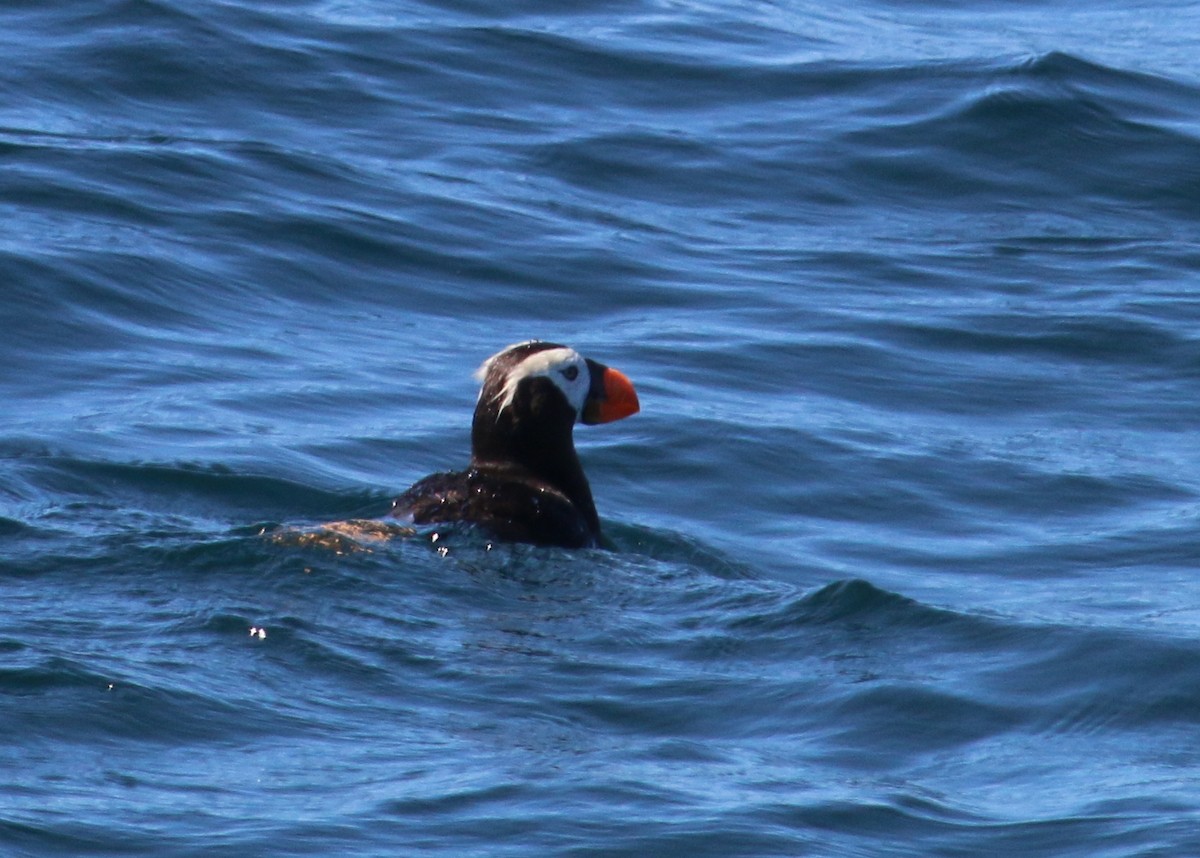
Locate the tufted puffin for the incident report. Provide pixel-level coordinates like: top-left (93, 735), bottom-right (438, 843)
top-left (390, 341), bottom-right (639, 548)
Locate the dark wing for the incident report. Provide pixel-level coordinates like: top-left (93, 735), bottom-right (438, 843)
top-left (390, 470), bottom-right (595, 549)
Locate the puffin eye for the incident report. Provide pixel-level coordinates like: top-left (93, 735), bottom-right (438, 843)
top-left (560, 365), bottom-right (580, 382)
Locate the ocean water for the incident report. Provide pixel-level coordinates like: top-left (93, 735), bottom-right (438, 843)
top-left (4, 0), bottom-right (1200, 854)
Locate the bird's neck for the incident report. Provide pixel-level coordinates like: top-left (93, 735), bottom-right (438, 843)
top-left (470, 414), bottom-right (599, 534)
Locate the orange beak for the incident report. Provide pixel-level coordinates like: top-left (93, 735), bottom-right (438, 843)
top-left (581, 362), bottom-right (639, 425)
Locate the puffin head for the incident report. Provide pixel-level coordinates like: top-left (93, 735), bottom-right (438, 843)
top-left (474, 341), bottom-right (639, 429)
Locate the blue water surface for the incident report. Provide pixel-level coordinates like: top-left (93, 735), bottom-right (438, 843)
top-left (4, 0), bottom-right (1200, 855)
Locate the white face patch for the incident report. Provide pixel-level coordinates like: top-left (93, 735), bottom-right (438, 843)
top-left (477, 344), bottom-right (592, 420)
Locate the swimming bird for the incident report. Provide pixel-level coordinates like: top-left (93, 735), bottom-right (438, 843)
top-left (390, 341), bottom-right (639, 548)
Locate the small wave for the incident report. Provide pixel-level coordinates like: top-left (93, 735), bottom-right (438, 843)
top-left (829, 50), bottom-right (1200, 225)
top-left (0, 515), bottom-right (29, 536)
top-left (16, 455), bottom-right (387, 520)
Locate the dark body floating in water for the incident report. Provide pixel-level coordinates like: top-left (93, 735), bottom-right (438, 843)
top-left (391, 341), bottom-right (639, 549)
